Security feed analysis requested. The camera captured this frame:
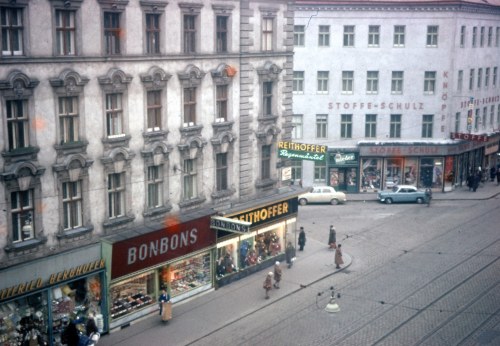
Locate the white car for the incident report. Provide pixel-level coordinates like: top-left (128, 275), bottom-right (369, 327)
top-left (298, 186), bottom-right (347, 206)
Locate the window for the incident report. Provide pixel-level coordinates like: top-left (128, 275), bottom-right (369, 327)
top-left (58, 96), bottom-right (79, 144)
top-left (106, 93), bottom-right (123, 137)
top-left (366, 71), bottom-right (379, 94)
top-left (108, 173), bottom-right (125, 218)
top-left (391, 71), bottom-right (404, 94)
top-left (460, 26), bottom-right (466, 48)
top-left (480, 27), bottom-right (485, 47)
top-left (394, 25), bottom-right (405, 47)
top-left (262, 17), bottom-right (273, 51)
top-left (317, 71), bottom-right (329, 94)
top-left (62, 181), bottom-right (82, 230)
top-left (490, 105), bottom-right (495, 126)
top-left (318, 25), bottom-right (330, 47)
top-left (183, 159), bottom-right (198, 199)
top-left (498, 104), bottom-right (500, 124)
top-left (474, 108), bottom-right (480, 130)
top-left (215, 153), bottom-right (228, 191)
top-left (390, 114), bottom-right (401, 138)
top-left (104, 12), bottom-right (121, 55)
top-left (477, 68), bottom-right (482, 89)
top-left (455, 112), bottom-right (460, 133)
top-left (183, 15), bottom-right (196, 53)
top-left (294, 25), bottom-right (304, 46)
top-left (292, 114), bottom-right (303, 139)
top-left (488, 27), bottom-right (493, 47)
top-left (183, 87), bottom-right (196, 125)
top-left (293, 71), bottom-right (304, 93)
top-left (146, 90), bottom-right (161, 130)
top-left (6, 99), bottom-right (29, 151)
top-left (365, 114), bottom-right (377, 138)
top-left (314, 161), bottom-right (326, 182)
top-left (469, 69), bottom-right (475, 91)
top-left (215, 84), bottom-right (228, 121)
top-left (316, 114), bottom-right (327, 139)
top-left (472, 27), bottom-right (477, 47)
top-left (494, 67), bottom-right (498, 88)
top-left (426, 26), bottom-right (438, 47)
top-left (457, 70), bottom-right (463, 91)
top-left (147, 165), bottom-right (163, 208)
top-left (340, 114), bottom-right (352, 139)
top-left (422, 114), bottom-right (433, 138)
top-left (485, 67), bottom-right (490, 88)
top-left (483, 107), bottom-right (487, 129)
top-left (146, 13), bottom-right (160, 54)
top-left (290, 160), bottom-right (302, 182)
top-left (262, 81), bottom-right (273, 116)
top-left (496, 27), bottom-right (500, 47)
top-left (342, 71), bottom-right (354, 94)
top-left (343, 25), bottom-right (355, 47)
top-left (216, 16), bottom-right (228, 52)
top-left (261, 145), bottom-right (271, 180)
top-left (55, 10), bottom-right (76, 56)
top-left (11, 190), bottom-right (34, 242)
top-left (368, 25), bottom-right (380, 47)
top-left (1, 7), bottom-right (23, 56)
top-left (424, 71), bottom-right (436, 94)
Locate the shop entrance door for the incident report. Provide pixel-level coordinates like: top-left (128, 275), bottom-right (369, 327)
top-left (330, 168), bottom-right (348, 191)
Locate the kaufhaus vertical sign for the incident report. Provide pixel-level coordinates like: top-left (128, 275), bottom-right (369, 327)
top-left (278, 141), bottom-right (327, 161)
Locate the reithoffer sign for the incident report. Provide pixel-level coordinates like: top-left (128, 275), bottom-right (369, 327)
top-left (278, 141), bottom-right (327, 161)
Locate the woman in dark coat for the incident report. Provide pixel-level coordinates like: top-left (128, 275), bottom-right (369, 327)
top-left (285, 242), bottom-right (296, 268)
top-left (61, 321), bottom-right (80, 346)
top-left (328, 225), bottom-right (336, 249)
top-left (298, 227), bottom-right (306, 251)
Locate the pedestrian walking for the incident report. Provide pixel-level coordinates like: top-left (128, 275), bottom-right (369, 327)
top-left (328, 225), bottom-right (337, 249)
top-left (490, 166), bottom-right (496, 182)
top-left (473, 171), bottom-right (481, 192)
top-left (285, 241), bottom-right (296, 268)
top-left (335, 244), bottom-right (344, 269)
top-left (263, 272), bottom-right (273, 299)
top-left (496, 168), bottom-right (500, 185)
top-left (467, 173), bottom-right (474, 191)
top-left (424, 188), bottom-right (432, 207)
top-left (298, 227), bottom-right (306, 251)
top-left (158, 289), bottom-right (171, 322)
top-left (273, 261), bottom-right (282, 288)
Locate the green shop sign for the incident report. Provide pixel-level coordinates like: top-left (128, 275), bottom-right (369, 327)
top-left (278, 141), bottom-right (327, 161)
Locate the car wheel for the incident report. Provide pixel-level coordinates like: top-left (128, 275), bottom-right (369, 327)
top-left (416, 197), bottom-right (424, 204)
top-left (385, 198), bottom-right (393, 204)
top-left (299, 198), bottom-right (308, 206)
top-left (330, 199), bottom-right (339, 205)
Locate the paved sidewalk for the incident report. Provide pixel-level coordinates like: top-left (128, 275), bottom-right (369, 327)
top-left (98, 181), bottom-right (499, 346)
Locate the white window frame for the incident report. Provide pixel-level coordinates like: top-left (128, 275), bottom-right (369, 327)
top-left (343, 25), bottom-right (355, 47)
top-left (62, 180), bottom-right (83, 230)
top-left (183, 158), bottom-right (198, 200)
top-left (294, 25), bottom-right (305, 46)
top-left (318, 25), bottom-right (330, 47)
top-left (106, 93), bottom-right (123, 137)
top-left (368, 25), bottom-right (380, 47)
top-left (11, 190), bottom-right (34, 243)
top-left (426, 25), bottom-right (438, 47)
top-left (1, 7), bottom-right (24, 56)
top-left (58, 96), bottom-right (79, 144)
top-left (422, 114), bottom-right (433, 138)
top-left (317, 71), bottom-right (329, 94)
top-left (293, 71), bottom-right (304, 94)
top-left (391, 71), bottom-right (404, 94)
top-left (6, 99), bottom-right (29, 151)
top-left (108, 172), bottom-right (125, 218)
top-left (424, 71), bottom-right (436, 95)
top-left (292, 114), bottom-right (303, 139)
top-left (365, 114), bottom-right (377, 138)
top-left (366, 71), bottom-right (379, 94)
top-left (342, 71), bottom-right (354, 94)
top-left (147, 165), bottom-right (163, 208)
top-left (393, 25), bottom-right (405, 47)
top-left (316, 114), bottom-right (328, 139)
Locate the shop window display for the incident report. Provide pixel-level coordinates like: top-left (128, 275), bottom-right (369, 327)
top-left (160, 253), bottom-right (211, 297)
top-left (420, 158), bottom-right (443, 188)
top-left (0, 292), bottom-right (48, 345)
top-left (384, 158), bottom-right (403, 188)
top-left (404, 159), bottom-right (418, 186)
top-left (361, 158), bottom-right (381, 191)
top-left (109, 272), bottom-right (155, 321)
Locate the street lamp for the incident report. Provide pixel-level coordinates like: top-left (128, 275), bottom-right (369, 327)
top-left (325, 286), bottom-right (341, 313)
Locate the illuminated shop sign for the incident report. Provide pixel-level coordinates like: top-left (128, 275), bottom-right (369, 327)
top-left (278, 141), bottom-right (326, 161)
top-left (329, 152), bottom-right (357, 165)
top-left (0, 259), bottom-right (105, 302)
top-left (229, 198), bottom-right (298, 228)
top-left (110, 216), bottom-right (215, 279)
top-left (210, 216), bottom-right (251, 234)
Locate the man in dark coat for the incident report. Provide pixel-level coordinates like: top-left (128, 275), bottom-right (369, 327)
top-left (328, 225), bottom-right (337, 249)
top-left (298, 227), bottom-right (306, 251)
top-left (285, 242), bottom-right (296, 268)
top-left (472, 171), bottom-right (481, 192)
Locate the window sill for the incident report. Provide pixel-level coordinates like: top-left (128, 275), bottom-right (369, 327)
top-left (255, 178), bottom-right (277, 189)
top-left (2, 146), bottom-right (40, 158)
top-left (4, 237), bottom-right (46, 253)
top-left (211, 188), bottom-right (236, 200)
top-left (143, 204), bottom-right (172, 218)
top-left (103, 215), bottom-right (135, 228)
top-left (57, 225), bottom-right (94, 240)
top-left (179, 196), bottom-right (206, 209)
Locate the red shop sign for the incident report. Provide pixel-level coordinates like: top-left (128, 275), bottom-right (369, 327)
top-left (111, 216), bottom-right (215, 279)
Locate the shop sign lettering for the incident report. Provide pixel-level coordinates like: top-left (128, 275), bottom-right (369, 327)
top-left (278, 141), bottom-right (326, 161)
top-left (361, 146), bottom-right (444, 156)
top-left (210, 216), bottom-right (251, 234)
top-left (127, 229), bottom-right (198, 265)
top-left (278, 149), bottom-right (325, 161)
top-left (328, 101), bottom-right (424, 111)
top-left (450, 132), bottom-right (488, 142)
top-left (0, 259), bottom-right (105, 302)
top-left (278, 141), bottom-right (327, 154)
top-left (229, 198), bottom-right (298, 228)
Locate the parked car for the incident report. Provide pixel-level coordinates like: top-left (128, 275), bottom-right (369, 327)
top-left (377, 185), bottom-right (426, 204)
top-left (298, 186), bottom-right (347, 206)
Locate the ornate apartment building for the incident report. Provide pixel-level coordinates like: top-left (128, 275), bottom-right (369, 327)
top-left (292, 0), bottom-right (500, 193)
top-left (0, 0), bottom-right (298, 341)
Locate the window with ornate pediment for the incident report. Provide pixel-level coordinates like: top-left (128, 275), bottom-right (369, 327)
top-left (256, 62), bottom-right (282, 119)
top-left (178, 65), bottom-right (205, 128)
top-left (211, 63), bottom-right (236, 124)
top-left (141, 66), bottom-right (171, 136)
top-left (0, 71), bottom-right (39, 161)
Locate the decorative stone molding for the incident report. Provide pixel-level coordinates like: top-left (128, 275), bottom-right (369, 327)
top-left (178, 64), bottom-right (205, 88)
top-left (50, 69), bottom-right (89, 96)
top-left (256, 61), bottom-right (282, 82)
top-left (140, 66), bottom-right (171, 90)
top-left (211, 130), bottom-right (236, 154)
top-left (178, 2), bottom-right (203, 14)
top-left (211, 63), bottom-right (236, 85)
top-left (98, 68), bottom-right (133, 93)
top-left (0, 70), bottom-right (39, 99)
top-left (139, 0), bottom-right (168, 12)
top-left (100, 147), bottom-right (135, 173)
top-left (177, 136), bottom-right (206, 160)
top-left (256, 124), bottom-right (280, 145)
top-left (97, 0), bottom-right (129, 11)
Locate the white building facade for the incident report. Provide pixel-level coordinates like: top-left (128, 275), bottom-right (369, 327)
top-left (292, 0), bottom-right (500, 193)
top-left (0, 0), bottom-right (298, 340)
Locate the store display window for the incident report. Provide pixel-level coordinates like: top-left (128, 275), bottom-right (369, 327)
top-left (420, 157), bottom-right (444, 188)
top-left (52, 274), bottom-right (103, 341)
top-left (404, 158), bottom-right (418, 186)
top-left (361, 158), bottom-right (381, 191)
top-left (160, 253), bottom-right (211, 297)
top-left (0, 292), bottom-right (49, 345)
top-left (384, 158), bottom-right (403, 189)
top-left (109, 272), bottom-right (155, 321)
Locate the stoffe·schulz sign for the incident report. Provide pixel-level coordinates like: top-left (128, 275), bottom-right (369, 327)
top-left (278, 141), bottom-right (327, 161)
top-left (210, 216), bottom-right (251, 234)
